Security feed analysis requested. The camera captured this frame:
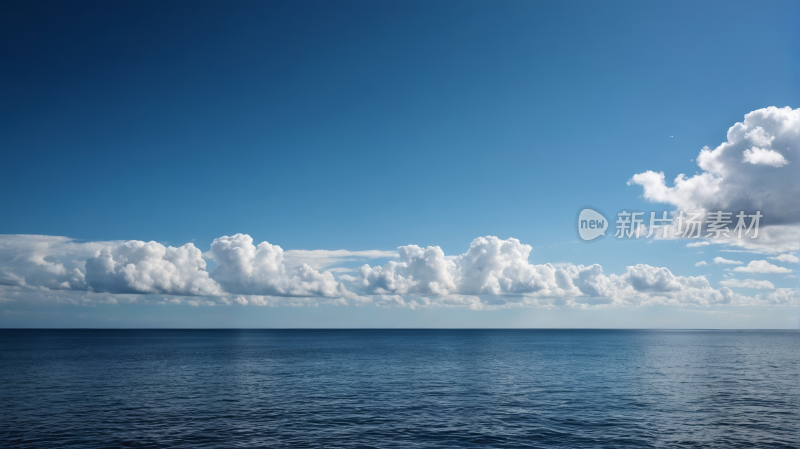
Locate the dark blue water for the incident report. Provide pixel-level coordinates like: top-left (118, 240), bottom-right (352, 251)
top-left (1, 330), bottom-right (798, 448)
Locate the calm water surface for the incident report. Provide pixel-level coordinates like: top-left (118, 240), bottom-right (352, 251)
top-left (1, 329), bottom-right (798, 448)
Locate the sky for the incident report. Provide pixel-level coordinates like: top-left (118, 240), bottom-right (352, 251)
top-left (1, 0), bottom-right (798, 328)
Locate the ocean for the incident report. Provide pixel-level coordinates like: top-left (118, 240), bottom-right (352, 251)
top-left (1, 329), bottom-right (798, 448)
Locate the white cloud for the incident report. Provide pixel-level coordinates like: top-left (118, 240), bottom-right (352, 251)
top-left (695, 261), bottom-right (707, 266)
top-left (0, 235), bottom-right (118, 291)
top-left (618, 264), bottom-right (684, 292)
top-left (719, 279), bottom-right (775, 289)
top-left (186, 299), bottom-right (217, 307)
top-left (707, 225), bottom-right (800, 254)
top-left (732, 260), bottom-right (793, 274)
top-left (207, 234), bottom-right (351, 298)
top-left (714, 257), bottom-right (743, 265)
top-left (354, 244), bottom-right (458, 296)
top-left (768, 253), bottom-right (799, 263)
top-left (607, 265), bottom-right (734, 307)
top-left (786, 275), bottom-right (797, 279)
top-left (350, 236), bottom-right (739, 308)
top-left (742, 147), bottom-right (789, 167)
top-left (85, 241), bottom-right (221, 295)
top-left (352, 237), bottom-right (608, 301)
top-left (0, 234), bottom-right (352, 299)
top-left (628, 106), bottom-right (800, 252)
top-left (456, 236), bottom-right (562, 295)
top-left (755, 288), bottom-right (800, 305)
top-left (686, 241), bottom-right (710, 247)
top-left (1, 234), bottom-right (796, 309)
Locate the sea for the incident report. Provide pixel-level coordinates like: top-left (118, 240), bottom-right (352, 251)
top-left (1, 329), bottom-right (798, 448)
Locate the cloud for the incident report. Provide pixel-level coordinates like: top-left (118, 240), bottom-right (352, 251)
top-left (618, 264), bottom-right (683, 292)
top-left (350, 236), bottom-right (738, 308)
top-left (351, 237), bottom-right (609, 301)
top-left (732, 260), bottom-right (793, 274)
top-left (1, 234), bottom-right (795, 309)
top-left (0, 235), bottom-right (118, 291)
top-left (719, 279), bottom-right (775, 289)
top-left (768, 253), bottom-right (799, 263)
top-left (695, 261), bottom-right (707, 266)
top-left (714, 257), bottom-right (743, 265)
top-left (686, 241), bottom-right (710, 247)
top-left (609, 265), bottom-right (734, 307)
top-left (755, 288), bottom-right (800, 305)
top-left (353, 244), bottom-right (458, 296)
top-left (207, 234), bottom-right (353, 298)
top-left (707, 225), bottom-right (800, 254)
top-left (186, 299), bottom-right (217, 307)
top-left (456, 236), bottom-right (564, 295)
top-left (628, 106), bottom-right (800, 251)
top-left (282, 249), bottom-right (398, 271)
top-left (742, 147), bottom-right (789, 167)
top-left (85, 241), bottom-right (221, 295)
top-left (0, 234), bottom-right (352, 299)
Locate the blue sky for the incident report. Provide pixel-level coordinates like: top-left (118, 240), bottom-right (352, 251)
top-left (1, 0), bottom-right (798, 328)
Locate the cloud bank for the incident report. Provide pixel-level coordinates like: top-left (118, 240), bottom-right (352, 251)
top-left (347, 236), bottom-right (736, 308)
top-left (2, 234), bottom-right (795, 309)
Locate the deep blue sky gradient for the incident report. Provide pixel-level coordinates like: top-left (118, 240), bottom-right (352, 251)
top-left (2, 0), bottom-right (798, 272)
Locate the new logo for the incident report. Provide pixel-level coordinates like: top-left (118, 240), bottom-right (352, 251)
top-left (577, 207), bottom-right (609, 241)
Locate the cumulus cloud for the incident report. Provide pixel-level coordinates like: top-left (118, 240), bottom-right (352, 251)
top-left (719, 279), bottom-right (775, 289)
top-left (695, 261), bottom-right (707, 266)
top-left (456, 236), bottom-right (565, 295)
top-left (686, 241), bottom-right (710, 247)
top-left (714, 257), bottom-right (743, 265)
top-left (620, 264), bottom-right (684, 292)
top-left (1, 234), bottom-right (796, 309)
top-left (628, 106), bottom-right (800, 252)
top-left (353, 244), bottom-right (458, 296)
top-left (742, 147), bottom-right (789, 167)
top-left (85, 241), bottom-right (221, 295)
top-left (350, 237), bottom-right (614, 303)
top-left (349, 237), bottom-right (737, 308)
top-left (0, 235), bottom-right (116, 291)
top-left (605, 264), bottom-right (734, 307)
top-left (732, 260), bottom-right (793, 274)
top-left (755, 288), bottom-right (800, 305)
top-left (207, 234), bottom-right (351, 297)
top-left (0, 234), bottom-right (352, 299)
top-left (768, 253), bottom-right (799, 263)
